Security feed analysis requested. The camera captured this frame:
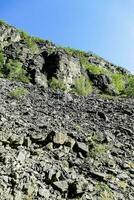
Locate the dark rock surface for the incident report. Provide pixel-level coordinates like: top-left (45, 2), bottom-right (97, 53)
top-left (0, 79), bottom-right (133, 199)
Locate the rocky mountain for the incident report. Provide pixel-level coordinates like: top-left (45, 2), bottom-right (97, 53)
top-left (0, 20), bottom-right (134, 200)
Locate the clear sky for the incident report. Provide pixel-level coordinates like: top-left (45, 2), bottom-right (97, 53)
top-left (1, 0), bottom-right (134, 73)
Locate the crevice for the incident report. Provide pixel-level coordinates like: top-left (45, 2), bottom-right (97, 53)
top-left (42, 51), bottom-right (60, 79)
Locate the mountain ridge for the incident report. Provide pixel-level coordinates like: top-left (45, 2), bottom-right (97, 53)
top-left (0, 19), bottom-right (134, 97)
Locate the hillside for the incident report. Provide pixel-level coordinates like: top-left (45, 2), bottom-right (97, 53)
top-left (0, 20), bottom-right (134, 200)
top-left (0, 20), bottom-right (134, 97)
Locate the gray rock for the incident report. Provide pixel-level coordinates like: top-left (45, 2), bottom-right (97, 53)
top-left (53, 132), bottom-right (68, 145)
top-left (17, 150), bottom-right (27, 164)
top-left (53, 181), bottom-right (68, 192)
top-left (117, 173), bottom-right (129, 180)
top-left (38, 188), bottom-right (50, 199)
top-left (73, 141), bottom-right (89, 156)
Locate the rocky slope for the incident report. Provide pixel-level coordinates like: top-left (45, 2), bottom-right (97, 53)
top-left (0, 20), bottom-right (134, 97)
top-left (0, 20), bottom-right (134, 200)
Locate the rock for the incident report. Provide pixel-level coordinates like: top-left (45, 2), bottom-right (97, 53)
top-left (42, 51), bottom-right (82, 90)
top-left (53, 132), bottom-right (68, 145)
top-left (9, 134), bottom-right (24, 145)
top-left (14, 191), bottom-right (22, 200)
top-left (130, 180), bottom-right (134, 186)
top-left (97, 111), bottom-right (109, 122)
top-left (38, 188), bottom-right (50, 199)
top-left (87, 72), bottom-right (113, 92)
top-left (89, 171), bottom-right (106, 181)
top-left (117, 173), bottom-right (129, 180)
top-left (35, 71), bottom-right (48, 88)
top-left (17, 150), bottom-right (27, 164)
top-left (53, 181), bottom-right (68, 192)
top-left (46, 142), bottom-right (53, 150)
top-left (65, 136), bottom-right (75, 149)
top-left (68, 179), bottom-right (88, 198)
top-left (73, 142), bottom-right (89, 157)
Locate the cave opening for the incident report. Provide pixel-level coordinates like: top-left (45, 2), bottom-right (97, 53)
top-left (42, 52), bottom-right (60, 79)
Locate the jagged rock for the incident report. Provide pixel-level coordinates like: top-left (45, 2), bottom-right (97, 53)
top-left (42, 51), bottom-right (82, 89)
top-left (9, 134), bottom-right (24, 145)
top-left (65, 136), bottom-right (75, 149)
top-left (53, 181), bottom-right (68, 192)
top-left (73, 141), bottom-right (89, 157)
top-left (17, 150), bottom-right (27, 164)
top-left (53, 132), bottom-right (68, 145)
top-left (68, 178), bottom-right (88, 198)
top-left (117, 173), bottom-right (129, 180)
top-left (0, 25), bottom-right (21, 48)
top-left (38, 187), bottom-right (50, 198)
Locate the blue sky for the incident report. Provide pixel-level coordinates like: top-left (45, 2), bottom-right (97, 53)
top-left (1, 0), bottom-right (134, 73)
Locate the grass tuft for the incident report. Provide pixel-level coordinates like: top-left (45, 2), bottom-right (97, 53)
top-left (73, 75), bottom-right (92, 96)
top-left (10, 87), bottom-right (28, 99)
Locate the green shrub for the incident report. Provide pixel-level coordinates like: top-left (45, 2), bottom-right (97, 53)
top-left (32, 36), bottom-right (46, 43)
top-left (62, 46), bottom-right (98, 58)
top-left (73, 75), bottom-right (92, 96)
top-left (80, 57), bottom-right (108, 75)
top-left (125, 76), bottom-right (134, 97)
top-left (5, 59), bottom-right (30, 83)
top-left (111, 73), bottom-right (125, 94)
top-left (63, 47), bottom-right (88, 57)
top-left (49, 77), bottom-right (67, 91)
top-left (87, 64), bottom-right (106, 74)
top-left (32, 37), bottom-right (52, 45)
top-left (19, 30), bottom-right (39, 54)
top-left (10, 87), bottom-right (28, 99)
top-left (0, 51), bottom-right (5, 77)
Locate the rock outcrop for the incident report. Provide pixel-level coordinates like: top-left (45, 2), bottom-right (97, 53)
top-left (0, 21), bottom-right (133, 96)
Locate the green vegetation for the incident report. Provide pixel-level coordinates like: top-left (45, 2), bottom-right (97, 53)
top-left (0, 20), bottom-right (7, 26)
top-left (73, 75), bottom-right (92, 96)
top-left (2, 59), bottom-right (30, 83)
top-left (125, 75), bottom-right (134, 97)
top-left (88, 132), bottom-right (109, 158)
top-left (62, 46), bottom-right (100, 58)
top-left (80, 56), bottom-right (107, 74)
top-left (32, 36), bottom-right (52, 45)
top-left (10, 87), bottom-right (28, 99)
top-left (63, 47), bottom-right (89, 57)
top-left (95, 183), bottom-right (114, 200)
top-left (32, 36), bottom-right (46, 43)
top-left (86, 63), bottom-right (107, 74)
top-left (99, 94), bottom-right (118, 100)
top-left (111, 73), bottom-right (126, 94)
top-left (0, 51), bottom-right (5, 77)
top-left (118, 180), bottom-right (128, 191)
top-left (18, 30), bottom-right (39, 54)
top-left (49, 77), bottom-right (67, 91)
top-left (0, 54), bottom-right (30, 83)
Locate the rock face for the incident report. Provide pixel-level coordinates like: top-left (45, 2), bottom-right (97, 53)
top-left (0, 21), bottom-right (134, 200)
top-left (0, 79), bottom-right (133, 200)
top-left (0, 21), bottom-right (132, 95)
top-left (42, 51), bottom-right (81, 89)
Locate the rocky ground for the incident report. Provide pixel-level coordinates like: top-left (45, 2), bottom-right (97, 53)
top-left (0, 79), bottom-right (133, 200)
